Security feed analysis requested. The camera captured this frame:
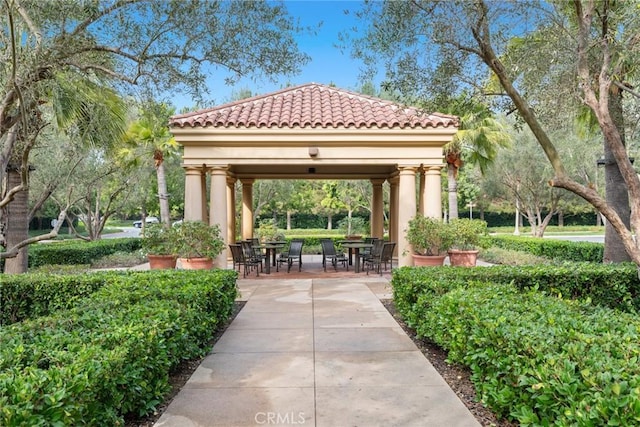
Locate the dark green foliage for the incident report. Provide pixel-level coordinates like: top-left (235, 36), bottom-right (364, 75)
top-left (391, 263), bottom-right (640, 317)
top-left (485, 235), bottom-right (604, 263)
top-left (28, 238), bottom-right (142, 268)
top-left (421, 283), bottom-right (640, 425)
top-left (0, 269), bottom-right (238, 426)
top-left (392, 265), bottom-right (640, 425)
top-left (0, 273), bottom-right (111, 325)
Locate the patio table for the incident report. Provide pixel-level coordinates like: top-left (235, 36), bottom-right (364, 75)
top-left (341, 242), bottom-right (373, 273)
top-left (337, 239), bottom-right (364, 266)
top-left (254, 242), bottom-right (287, 274)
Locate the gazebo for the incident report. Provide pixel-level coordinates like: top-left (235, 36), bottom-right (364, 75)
top-left (168, 83), bottom-right (459, 268)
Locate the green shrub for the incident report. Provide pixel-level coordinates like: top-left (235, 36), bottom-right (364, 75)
top-left (391, 263), bottom-right (640, 316)
top-left (0, 273), bottom-right (112, 325)
top-left (479, 246), bottom-right (550, 265)
top-left (29, 238), bottom-right (142, 268)
top-left (486, 235), bottom-right (604, 263)
top-left (0, 269), bottom-right (238, 425)
top-left (421, 283), bottom-right (640, 425)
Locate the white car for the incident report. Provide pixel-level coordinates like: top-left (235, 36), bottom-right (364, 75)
top-left (133, 216), bottom-right (159, 228)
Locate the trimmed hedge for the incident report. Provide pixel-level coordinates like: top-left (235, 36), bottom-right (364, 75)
top-left (392, 263), bottom-right (640, 318)
top-left (420, 283), bottom-right (640, 425)
top-left (0, 273), bottom-right (113, 326)
top-left (0, 269), bottom-right (238, 426)
top-left (484, 235), bottom-right (603, 263)
top-left (28, 238), bottom-right (142, 268)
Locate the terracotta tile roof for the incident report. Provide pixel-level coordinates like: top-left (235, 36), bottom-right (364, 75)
top-left (169, 83), bottom-right (458, 130)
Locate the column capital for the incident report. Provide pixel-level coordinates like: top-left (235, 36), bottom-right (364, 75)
top-left (370, 178), bottom-right (386, 186)
top-left (184, 165), bottom-right (203, 175)
top-left (397, 165), bottom-right (419, 175)
top-left (424, 165), bottom-right (443, 174)
top-left (208, 165), bottom-right (229, 175)
top-left (240, 178), bottom-right (255, 185)
top-left (227, 176), bottom-right (237, 185)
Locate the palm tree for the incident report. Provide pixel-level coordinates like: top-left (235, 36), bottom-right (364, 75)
top-left (2, 75), bottom-right (127, 273)
top-left (123, 102), bottom-right (179, 227)
top-left (445, 107), bottom-right (512, 219)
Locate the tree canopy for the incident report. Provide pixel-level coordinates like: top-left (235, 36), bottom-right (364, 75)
top-left (0, 0), bottom-right (309, 265)
top-left (348, 0), bottom-right (640, 266)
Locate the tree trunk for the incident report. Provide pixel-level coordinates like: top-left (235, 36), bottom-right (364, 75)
top-left (447, 166), bottom-right (459, 220)
top-left (327, 213), bottom-right (333, 230)
top-left (603, 87), bottom-right (631, 263)
top-left (286, 210), bottom-right (292, 230)
top-left (156, 159), bottom-right (171, 227)
top-left (4, 168), bottom-right (29, 274)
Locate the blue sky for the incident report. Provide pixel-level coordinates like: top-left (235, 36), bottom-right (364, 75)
top-left (173, 1), bottom-right (375, 110)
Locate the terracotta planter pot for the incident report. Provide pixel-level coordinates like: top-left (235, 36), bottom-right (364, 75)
top-left (180, 257), bottom-right (214, 270)
top-left (147, 254), bottom-right (177, 270)
top-left (448, 249), bottom-right (480, 267)
top-left (412, 254), bottom-right (446, 266)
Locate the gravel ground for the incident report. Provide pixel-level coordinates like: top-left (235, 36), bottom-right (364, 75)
top-left (127, 299), bottom-right (515, 427)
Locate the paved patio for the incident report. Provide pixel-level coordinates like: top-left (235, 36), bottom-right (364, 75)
top-left (153, 257), bottom-right (480, 427)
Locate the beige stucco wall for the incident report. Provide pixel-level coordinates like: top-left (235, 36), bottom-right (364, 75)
top-left (172, 125), bottom-right (457, 267)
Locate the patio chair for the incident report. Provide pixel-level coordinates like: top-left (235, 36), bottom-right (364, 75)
top-left (359, 238), bottom-right (383, 271)
top-left (241, 240), bottom-right (263, 274)
top-left (249, 237), bottom-right (267, 266)
top-left (320, 238), bottom-right (347, 271)
top-left (364, 242), bottom-right (396, 276)
top-left (230, 243), bottom-right (260, 277)
top-left (277, 239), bottom-right (303, 272)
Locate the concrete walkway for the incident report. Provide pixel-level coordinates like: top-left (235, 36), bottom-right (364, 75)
top-left (154, 273), bottom-right (480, 427)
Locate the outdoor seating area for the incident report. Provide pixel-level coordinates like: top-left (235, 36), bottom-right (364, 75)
top-left (231, 238), bottom-right (397, 278)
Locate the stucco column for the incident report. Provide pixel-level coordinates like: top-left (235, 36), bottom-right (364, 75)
top-left (209, 166), bottom-right (228, 268)
top-left (424, 166), bottom-right (443, 219)
top-left (398, 166), bottom-right (418, 267)
top-left (241, 179), bottom-right (254, 240)
top-left (388, 174), bottom-right (399, 257)
top-left (370, 179), bottom-right (385, 238)
top-left (184, 166), bottom-right (204, 221)
top-left (418, 167), bottom-right (426, 215)
top-left (227, 177), bottom-right (237, 246)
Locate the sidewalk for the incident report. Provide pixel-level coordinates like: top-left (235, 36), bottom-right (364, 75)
top-left (154, 271), bottom-right (480, 426)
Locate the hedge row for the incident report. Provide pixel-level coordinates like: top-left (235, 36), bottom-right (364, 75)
top-left (484, 235), bottom-right (603, 263)
top-left (28, 238), bottom-right (142, 268)
top-left (420, 283), bottom-right (640, 425)
top-left (0, 269), bottom-right (238, 426)
top-left (391, 263), bottom-right (640, 320)
top-left (0, 273), bottom-right (113, 326)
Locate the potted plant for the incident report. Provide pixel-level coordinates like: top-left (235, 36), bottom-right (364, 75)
top-left (405, 215), bottom-right (454, 266)
top-left (173, 220), bottom-right (225, 269)
top-left (141, 223), bottom-right (178, 269)
top-left (448, 218), bottom-right (488, 267)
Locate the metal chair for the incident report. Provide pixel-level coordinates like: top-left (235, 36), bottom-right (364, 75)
top-left (241, 241), bottom-right (262, 274)
top-left (364, 242), bottom-right (396, 276)
top-left (277, 239), bottom-right (304, 272)
top-left (320, 238), bottom-right (347, 271)
top-left (359, 238), bottom-right (383, 271)
top-left (229, 243), bottom-right (259, 277)
top-left (249, 237), bottom-right (266, 267)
